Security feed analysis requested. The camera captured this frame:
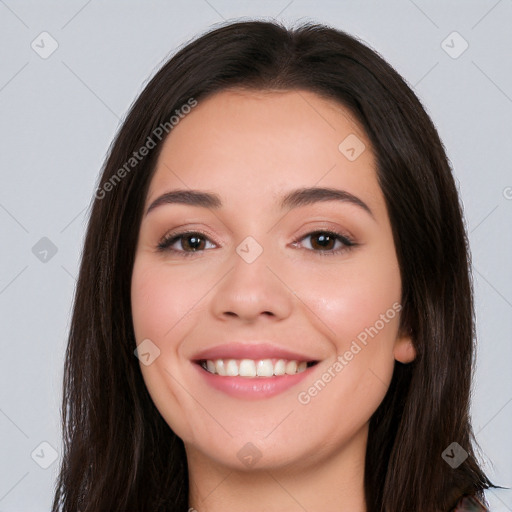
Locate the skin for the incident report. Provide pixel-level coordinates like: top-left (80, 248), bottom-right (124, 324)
top-left (131, 89), bottom-right (416, 512)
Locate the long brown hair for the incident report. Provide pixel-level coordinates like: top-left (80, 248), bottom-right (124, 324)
top-left (52, 19), bottom-right (496, 512)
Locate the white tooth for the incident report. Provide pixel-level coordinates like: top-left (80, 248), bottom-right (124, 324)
top-left (285, 360), bottom-right (298, 375)
top-left (297, 361), bottom-right (307, 373)
top-left (215, 359), bottom-right (227, 376)
top-left (256, 359), bottom-right (274, 377)
top-left (239, 359), bottom-right (257, 377)
top-left (273, 359), bottom-right (286, 375)
top-left (208, 358), bottom-right (308, 377)
top-left (226, 359), bottom-right (239, 376)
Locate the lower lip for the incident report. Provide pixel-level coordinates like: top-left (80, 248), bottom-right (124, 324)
top-left (192, 363), bottom-right (316, 400)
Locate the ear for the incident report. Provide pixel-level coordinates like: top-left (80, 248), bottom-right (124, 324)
top-left (393, 328), bottom-right (416, 364)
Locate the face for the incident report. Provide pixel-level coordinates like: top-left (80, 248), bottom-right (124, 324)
top-left (131, 89), bottom-right (415, 472)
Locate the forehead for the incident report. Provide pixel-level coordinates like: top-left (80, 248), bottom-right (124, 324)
top-left (146, 89), bottom-right (382, 216)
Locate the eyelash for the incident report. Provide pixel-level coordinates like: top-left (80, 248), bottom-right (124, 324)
top-left (156, 229), bottom-right (357, 257)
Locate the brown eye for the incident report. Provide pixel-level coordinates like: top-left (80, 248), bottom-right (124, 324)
top-left (310, 232), bottom-right (337, 251)
top-left (295, 230), bottom-right (356, 256)
top-left (180, 234), bottom-right (206, 251)
top-left (157, 231), bottom-right (216, 254)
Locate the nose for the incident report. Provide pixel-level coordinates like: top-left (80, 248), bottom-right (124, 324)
top-left (209, 243), bottom-right (293, 323)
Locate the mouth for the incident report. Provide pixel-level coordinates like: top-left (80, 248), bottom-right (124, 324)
top-left (196, 358), bottom-right (319, 378)
top-left (190, 343), bottom-right (321, 398)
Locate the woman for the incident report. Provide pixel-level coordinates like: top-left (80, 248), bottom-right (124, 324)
top-left (52, 20), bottom-right (497, 511)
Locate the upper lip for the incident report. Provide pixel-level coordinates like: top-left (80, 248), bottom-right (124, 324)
top-left (191, 342), bottom-right (318, 362)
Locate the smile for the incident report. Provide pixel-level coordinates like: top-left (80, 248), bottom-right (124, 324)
top-left (199, 358), bottom-right (318, 378)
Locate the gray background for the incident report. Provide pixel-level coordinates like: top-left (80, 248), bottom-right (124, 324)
top-left (0, 1), bottom-right (511, 510)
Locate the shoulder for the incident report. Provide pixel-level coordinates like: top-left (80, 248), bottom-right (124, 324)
top-left (451, 494), bottom-right (489, 511)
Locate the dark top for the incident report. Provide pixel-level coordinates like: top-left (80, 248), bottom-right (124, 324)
top-left (452, 494), bottom-right (489, 511)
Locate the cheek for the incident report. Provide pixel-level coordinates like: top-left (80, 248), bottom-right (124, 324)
top-left (293, 304), bottom-right (400, 445)
top-left (131, 272), bottom-right (168, 342)
top-left (292, 252), bottom-right (402, 351)
top-left (131, 259), bottom-right (202, 437)
top-left (131, 259), bottom-right (205, 341)
top-left (289, 251), bottom-right (401, 419)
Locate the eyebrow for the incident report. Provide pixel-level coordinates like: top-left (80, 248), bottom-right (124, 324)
top-left (145, 186), bottom-right (374, 218)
